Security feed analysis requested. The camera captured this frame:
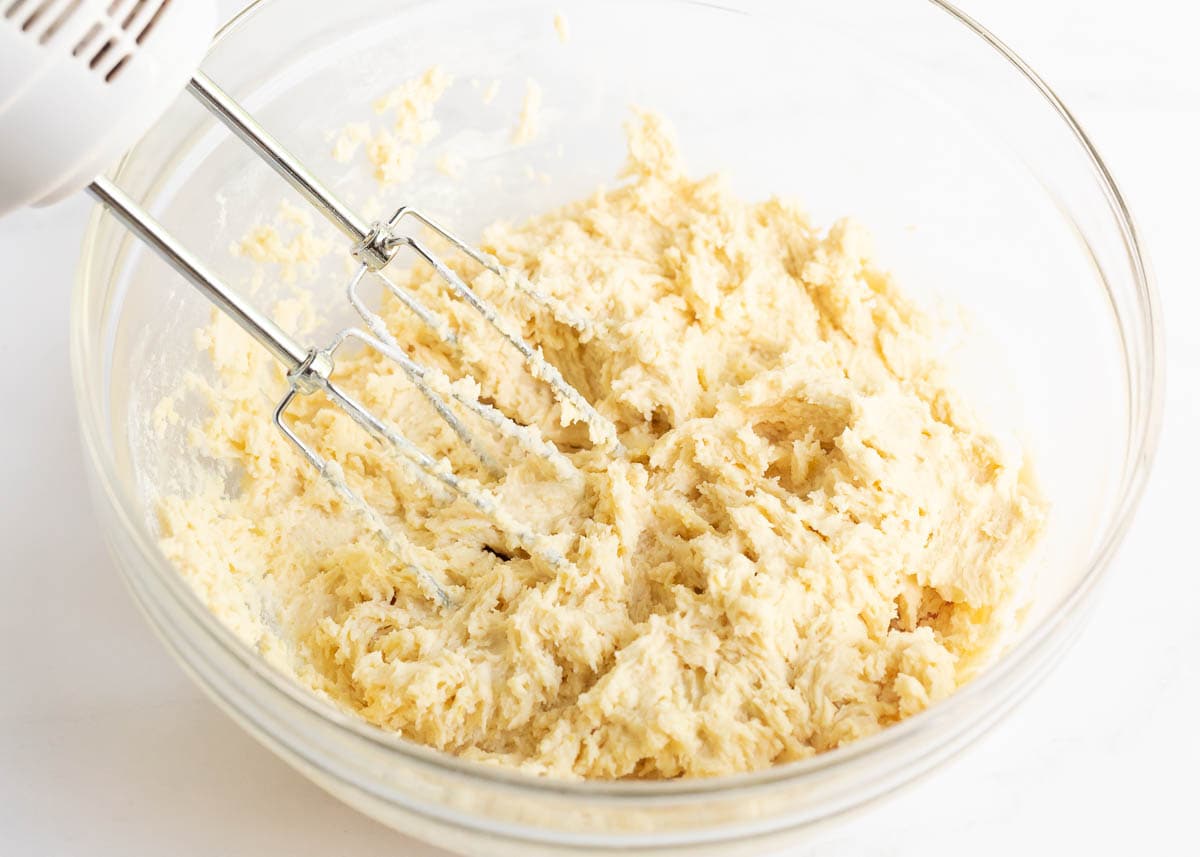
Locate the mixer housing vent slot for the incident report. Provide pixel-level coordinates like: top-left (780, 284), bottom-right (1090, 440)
top-left (3, 0), bottom-right (172, 83)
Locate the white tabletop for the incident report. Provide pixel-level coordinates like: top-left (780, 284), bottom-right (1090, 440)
top-left (1, 1), bottom-right (1195, 854)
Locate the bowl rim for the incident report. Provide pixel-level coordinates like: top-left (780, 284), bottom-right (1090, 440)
top-left (70, 0), bottom-right (1165, 801)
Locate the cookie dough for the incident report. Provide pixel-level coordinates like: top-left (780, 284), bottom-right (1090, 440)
top-left (332, 66), bottom-right (453, 184)
top-left (158, 110), bottom-right (1045, 779)
top-left (511, 78), bottom-right (542, 145)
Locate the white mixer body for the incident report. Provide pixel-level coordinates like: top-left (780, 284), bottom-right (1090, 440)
top-left (0, 0), bottom-right (216, 216)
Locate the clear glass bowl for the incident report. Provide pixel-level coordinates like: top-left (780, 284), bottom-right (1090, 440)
top-left (70, 0), bottom-right (1163, 853)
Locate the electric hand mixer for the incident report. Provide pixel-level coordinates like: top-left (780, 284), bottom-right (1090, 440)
top-left (1, 0), bottom-right (620, 605)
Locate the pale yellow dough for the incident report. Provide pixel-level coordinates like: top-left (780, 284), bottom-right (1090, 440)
top-left (332, 66), bottom-right (453, 184)
top-left (158, 111), bottom-right (1045, 780)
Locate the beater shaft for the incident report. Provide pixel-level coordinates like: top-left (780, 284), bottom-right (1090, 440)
top-left (186, 72), bottom-right (383, 266)
top-left (87, 176), bottom-right (309, 371)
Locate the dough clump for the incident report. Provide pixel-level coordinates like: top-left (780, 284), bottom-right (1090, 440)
top-left (159, 111), bottom-right (1045, 779)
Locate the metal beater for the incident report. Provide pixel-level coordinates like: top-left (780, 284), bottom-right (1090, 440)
top-left (102, 74), bottom-right (626, 605)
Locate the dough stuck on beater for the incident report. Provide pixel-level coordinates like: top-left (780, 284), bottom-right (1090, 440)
top-left (157, 108), bottom-right (1045, 780)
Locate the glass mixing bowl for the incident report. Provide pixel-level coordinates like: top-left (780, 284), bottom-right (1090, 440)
top-left (70, 0), bottom-right (1163, 853)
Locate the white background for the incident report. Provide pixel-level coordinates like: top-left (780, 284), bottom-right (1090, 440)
top-left (1, 1), bottom-right (1196, 854)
